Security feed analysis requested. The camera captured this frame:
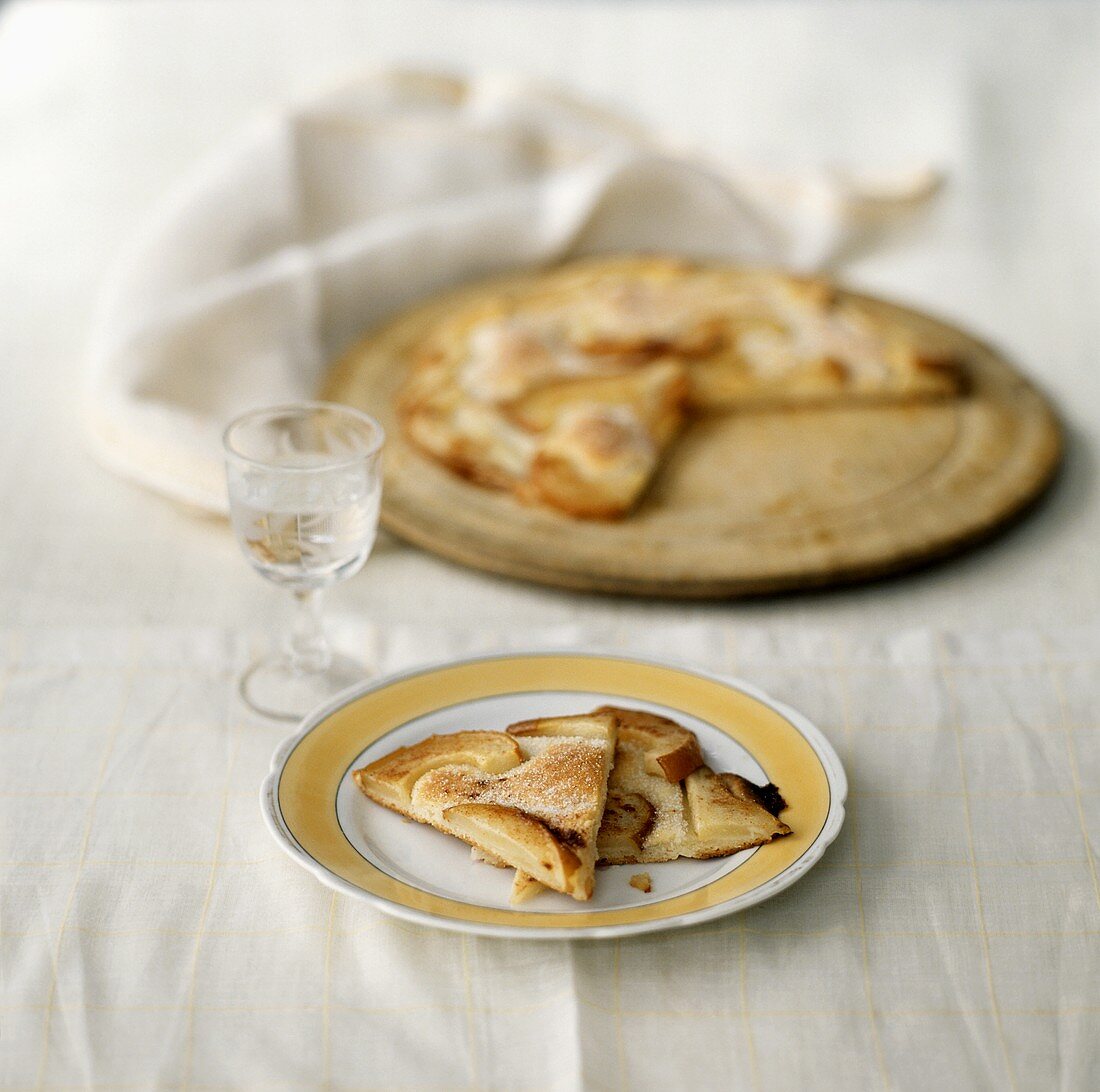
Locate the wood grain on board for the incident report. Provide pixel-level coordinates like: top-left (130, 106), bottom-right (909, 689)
top-left (323, 274), bottom-right (1062, 598)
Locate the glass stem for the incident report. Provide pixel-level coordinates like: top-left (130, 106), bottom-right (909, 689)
top-left (288, 588), bottom-right (332, 675)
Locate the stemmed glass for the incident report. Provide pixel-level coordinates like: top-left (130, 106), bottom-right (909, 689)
top-left (223, 402), bottom-right (385, 721)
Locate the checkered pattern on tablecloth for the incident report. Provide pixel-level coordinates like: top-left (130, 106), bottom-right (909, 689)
top-left (2, 623), bottom-right (1097, 1090)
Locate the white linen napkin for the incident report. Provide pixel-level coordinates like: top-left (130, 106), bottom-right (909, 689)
top-left (84, 70), bottom-right (941, 514)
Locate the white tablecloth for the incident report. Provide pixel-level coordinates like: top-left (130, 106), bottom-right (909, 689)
top-left (3, 622), bottom-right (1099, 1089)
top-left (2, 1), bottom-right (1099, 1088)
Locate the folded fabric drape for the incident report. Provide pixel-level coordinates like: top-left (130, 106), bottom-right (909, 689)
top-left (84, 69), bottom-right (939, 514)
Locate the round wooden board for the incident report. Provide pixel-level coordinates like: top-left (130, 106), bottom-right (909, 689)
top-left (323, 274), bottom-right (1063, 598)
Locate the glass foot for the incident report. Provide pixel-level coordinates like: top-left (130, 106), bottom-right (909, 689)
top-left (238, 652), bottom-right (366, 722)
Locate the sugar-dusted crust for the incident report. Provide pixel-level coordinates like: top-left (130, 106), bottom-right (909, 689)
top-left (352, 731), bottom-right (522, 814)
top-left (414, 732), bottom-right (615, 901)
top-left (413, 736), bottom-right (611, 849)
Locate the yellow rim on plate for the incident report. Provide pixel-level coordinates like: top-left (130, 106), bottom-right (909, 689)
top-left (265, 653), bottom-right (844, 935)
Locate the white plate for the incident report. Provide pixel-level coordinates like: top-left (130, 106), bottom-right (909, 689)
top-left (262, 651), bottom-right (846, 939)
